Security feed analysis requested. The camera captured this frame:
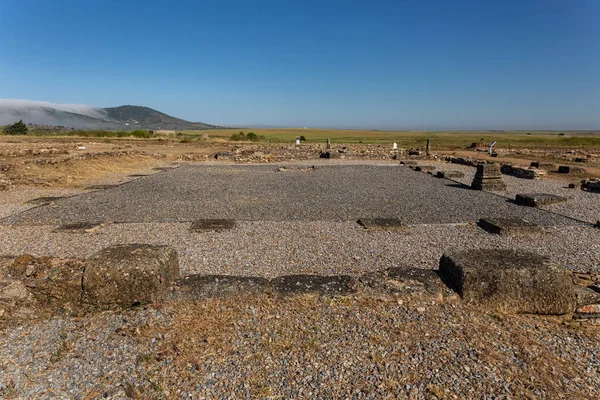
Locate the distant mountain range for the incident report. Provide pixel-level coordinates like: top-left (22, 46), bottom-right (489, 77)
top-left (0, 100), bottom-right (218, 130)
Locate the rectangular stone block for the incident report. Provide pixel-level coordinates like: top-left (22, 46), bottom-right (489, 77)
top-left (83, 244), bottom-right (180, 307)
top-left (558, 165), bottom-right (587, 174)
top-left (477, 218), bottom-right (542, 235)
top-left (436, 170), bottom-right (465, 179)
top-left (530, 162), bottom-right (556, 171)
top-left (475, 163), bottom-right (502, 178)
top-left (439, 250), bottom-right (575, 314)
top-left (190, 219), bottom-right (236, 232)
top-left (515, 193), bottom-right (567, 207)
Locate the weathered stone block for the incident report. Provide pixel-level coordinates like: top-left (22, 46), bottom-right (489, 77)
top-left (436, 170), bottom-right (465, 179)
top-left (477, 218), bottom-right (542, 235)
top-left (515, 193), bottom-right (567, 207)
top-left (471, 163), bottom-right (507, 191)
top-left (530, 162), bottom-right (556, 171)
top-left (319, 151), bottom-right (341, 159)
top-left (582, 179), bottom-right (600, 193)
top-left (471, 179), bottom-right (507, 191)
top-left (558, 165), bottom-right (587, 174)
top-left (190, 219), bottom-right (236, 232)
top-left (83, 244), bottom-right (179, 307)
top-left (574, 286), bottom-right (600, 307)
top-left (270, 275), bottom-right (357, 295)
top-left (439, 250), bottom-right (576, 314)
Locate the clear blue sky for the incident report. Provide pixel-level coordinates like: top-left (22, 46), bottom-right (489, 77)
top-left (0, 0), bottom-right (598, 129)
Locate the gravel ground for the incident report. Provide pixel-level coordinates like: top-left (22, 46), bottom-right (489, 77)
top-left (1, 222), bottom-right (598, 276)
top-left (432, 162), bottom-right (600, 224)
top-left (0, 188), bottom-right (84, 219)
top-left (1, 295), bottom-right (598, 399)
top-left (1, 160), bottom-right (599, 399)
top-left (1, 164), bottom-right (581, 226)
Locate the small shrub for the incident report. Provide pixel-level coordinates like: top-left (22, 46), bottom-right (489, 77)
top-left (130, 130), bottom-right (153, 138)
top-left (559, 132), bottom-right (565, 136)
top-left (3, 120), bottom-right (28, 135)
top-left (299, 135), bottom-right (306, 141)
top-left (246, 132), bottom-right (258, 141)
top-left (230, 131), bottom-right (246, 141)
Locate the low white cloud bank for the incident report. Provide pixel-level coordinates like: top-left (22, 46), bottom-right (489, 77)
top-left (0, 99), bottom-right (108, 126)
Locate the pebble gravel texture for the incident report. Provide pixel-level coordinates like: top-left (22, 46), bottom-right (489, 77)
top-left (1, 160), bottom-right (599, 399)
top-left (1, 164), bottom-right (581, 226)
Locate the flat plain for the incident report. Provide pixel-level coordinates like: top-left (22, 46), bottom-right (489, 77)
top-left (0, 134), bottom-right (599, 398)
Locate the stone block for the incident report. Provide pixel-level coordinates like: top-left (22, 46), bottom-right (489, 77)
top-left (471, 163), bottom-right (507, 191)
top-left (558, 165), bottom-right (587, 174)
top-left (319, 151), bottom-right (341, 159)
top-left (574, 286), bottom-right (600, 307)
top-left (582, 179), bottom-right (600, 193)
top-left (530, 162), bottom-right (557, 171)
top-left (471, 179), bottom-right (507, 191)
top-left (83, 244), bottom-right (179, 307)
top-left (270, 275), bottom-right (357, 295)
top-left (477, 218), bottom-right (542, 235)
top-left (436, 170), bottom-right (465, 179)
top-left (439, 250), bottom-right (576, 314)
top-left (167, 275), bottom-right (269, 300)
top-left (515, 193), bottom-right (567, 207)
top-left (190, 219), bottom-right (236, 232)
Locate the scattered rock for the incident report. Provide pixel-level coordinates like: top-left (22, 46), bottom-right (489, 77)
top-left (189, 219), bottom-right (236, 232)
top-left (515, 193), bottom-right (567, 207)
top-left (576, 304), bottom-right (600, 314)
top-left (477, 218), bottom-right (542, 236)
top-left (83, 244), bottom-right (180, 307)
top-left (439, 249), bottom-right (576, 314)
top-left (415, 165), bottom-right (436, 172)
top-left (574, 286), bottom-right (600, 307)
top-left (0, 281), bottom-right (30, 302)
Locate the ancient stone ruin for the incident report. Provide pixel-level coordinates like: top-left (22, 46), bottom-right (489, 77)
top-left (471, 163), bottom-right (507, 191)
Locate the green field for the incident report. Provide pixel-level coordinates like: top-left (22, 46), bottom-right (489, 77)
top-left (184, 128), bottom-right (600, 149)
top-left (6, 127), bottom-right (600, 150)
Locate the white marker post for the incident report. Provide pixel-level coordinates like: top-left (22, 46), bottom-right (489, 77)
top-left (489, 141), bottom-right (497, 155)
top-left (295, 137), bottom-right (301, 146)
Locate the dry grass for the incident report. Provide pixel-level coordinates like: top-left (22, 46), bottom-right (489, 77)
top-left (130, 294), bottom-right (599, 398)
top-left (6, 154), bottom-right (165, 188)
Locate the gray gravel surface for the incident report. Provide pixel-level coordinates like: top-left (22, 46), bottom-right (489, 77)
top-left (1, 164), bottom-right (581, 226)
top-left (1, 296), bottom-right (598, 399)
top-left (1, 222), bottom-right (598, 276)
top-left (433, 162), bottom-right (600, 224)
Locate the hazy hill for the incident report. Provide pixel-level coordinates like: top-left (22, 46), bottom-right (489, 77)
top-left (0, 100), bottom-right (218, 130)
